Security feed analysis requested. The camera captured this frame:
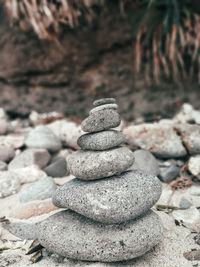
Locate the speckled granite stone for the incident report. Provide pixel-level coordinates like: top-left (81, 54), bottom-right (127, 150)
top-left (89, 103), bottom-right (118, 115)
top-left (81, 109), bottom-right (120, 133)
top-left (37, 209), bottom-right (163, 262)
top-left (67, 147), bottom-right (134, 180)
top-left (77, 130), bottom-right (125, 151)
top-left (53, 170), bottom-right (162, 223)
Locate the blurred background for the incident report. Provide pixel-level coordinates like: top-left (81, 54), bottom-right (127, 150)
top-left (0, 0), bottom-right (200, 121)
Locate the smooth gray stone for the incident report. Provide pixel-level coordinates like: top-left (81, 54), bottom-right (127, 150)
top-left (44, 158), bottom-right (68, 177)
top-left (179, 197), bottom-right (192, 209)
top-left (37, 209), bottom-right (163, 262)
top-left (130, 149), bottom-right (160, 176)
top-left (53, 171), bottom-right (162, 223)
top-left (159, 164), bottom-right (180, 183)
top-left (3, 222), bottom-right (37, 240)
top-left (0, 160), bottom-right (7, 171)
top-left (81, 109), bottom-right (120, 133)
top-left (77, 130), bottom-right (125, 151)
top-left (67, 147), bottom-right (134, 180)
top-left (93, 98), bottom-right (116, 107)
top-left (25, 125), bottom-right (61, 152)
top-left (9, 148), bottom-right (50, 170)
top-left (19, 177), bottom-right (56, 203)
top-left (89, 104), bottom-right (118, 115)
top-left (0, 145), bottom-right (15, 162)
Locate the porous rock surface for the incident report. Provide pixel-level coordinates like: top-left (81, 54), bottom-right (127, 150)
top-left (81, 109), bottom-right (120, 133)
top-left (53, 171), bottom-right (162, 223)
top-left (37, 209), bottom-right (163, 262)
top-left (67, 147), bottom-right (134, 180)
top-left (77, 130), bottom-right (125, 151)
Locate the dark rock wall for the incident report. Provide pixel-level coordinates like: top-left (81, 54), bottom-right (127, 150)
top-left (0, 3), bottom-right (199, 120)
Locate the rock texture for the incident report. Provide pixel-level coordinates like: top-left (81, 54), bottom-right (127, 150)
top-left (53, 171), bottom-right (162, 223)
top-left (67, 147), bottom-right (134, 180)
top-left (37, 209), bottom-right (163, 262)
top-left (81, 109), bottom-right (121, 133)
top-left (77, 130), bottom-right (125, 151)
top-left (123, 123), bottom-right (187, 158)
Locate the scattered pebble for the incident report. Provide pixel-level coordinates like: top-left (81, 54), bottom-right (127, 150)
top-left (179, 197), bottom-right (192, 209)
top-left (123, 123), bottom-right (187, 158)
top-left (130, 149), bottom-right (160, 176)
top-left (159, 163), bottom-right (180, 183)
top-left (8, 148), bottom-right (50, 170)
top-left (19, 177), bottom-right (57, 203)
top-left (44, 158), bottom-right (68, 178)
top-left (25, 125), bottom-right (61, 152)
top-left (0, 145), bottom-right (15, 162)
top-left (47, 119), bottom-right (83, 149)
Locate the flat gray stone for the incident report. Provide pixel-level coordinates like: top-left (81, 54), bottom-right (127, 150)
top-left (37, 209), bottom-right (163, 262)
top-left (77, 130), bottom-right (125, 151)
top-left (53, 171), bottom-right (162, 223)
top-left (89, 104), bottom-right (118, 115)
top-left (81, 109), bottom-right (120, 133)
top-left (44, 158), bottom-right (68, 177)
top-left (93, 98), bottom-right (116, 107)
top-left (25, 125), bottom-right (61, 152)
top-left (130, 149), bottom-right (160, 176)
top-left (67, 147), bottom-right (134, 180)
top-left (0, 160), bottom-right (7, 171)
top-left (0, 145), bottom-right (15, 162)
top-left (3, 222), bottom-right (37, 240)
top-left (9, 148), bottom-right (50, 170)
top-left (19, 176), bottom-right (56, 203)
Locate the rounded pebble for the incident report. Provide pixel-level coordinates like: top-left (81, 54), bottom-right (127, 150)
top-left (81, 109), bottom-right (120, 133)
top-left (77, 130), bottom-right (125, 151)
top-left (93, 98), bottom-right (116, 107)
top-left (67, 147), bottom-right (134, 180)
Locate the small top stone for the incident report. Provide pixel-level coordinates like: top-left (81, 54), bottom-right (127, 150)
top-left (81, 109), bottom-right (120, 133)
top-left (90, 103), bottom-right (118, 115)
top-left (93, 98), bottom-right (116, 107)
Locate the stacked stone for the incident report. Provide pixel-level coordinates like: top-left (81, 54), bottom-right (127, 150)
top-left (37, 98), bottom-right (163, 263)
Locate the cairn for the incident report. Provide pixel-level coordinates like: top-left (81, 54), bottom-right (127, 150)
top-left (37, 98), bottom-right (163, 262)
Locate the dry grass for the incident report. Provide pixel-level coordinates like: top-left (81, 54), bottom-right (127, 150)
top-left (4, 0), bottom-right (99, 39)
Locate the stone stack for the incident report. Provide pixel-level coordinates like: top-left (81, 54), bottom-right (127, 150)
top-left (36, 98), bottom-right (163, 262)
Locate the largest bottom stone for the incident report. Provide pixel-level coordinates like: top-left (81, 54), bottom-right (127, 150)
top-left (37, 209), bottom-right (163, 262)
